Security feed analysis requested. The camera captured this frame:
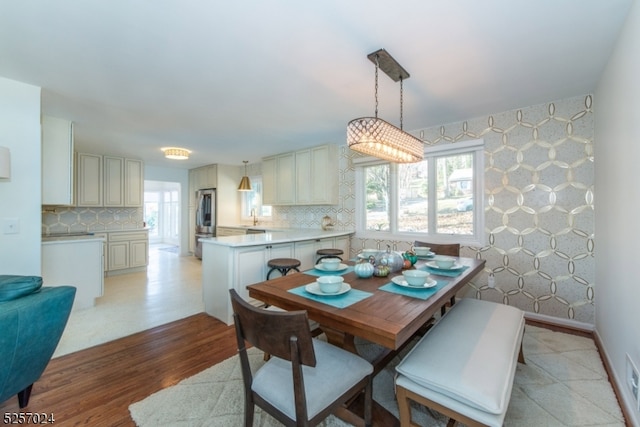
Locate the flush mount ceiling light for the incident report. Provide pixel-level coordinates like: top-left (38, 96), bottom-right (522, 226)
top-left (237, 160), bottom-right (252, 191)
top-left (162, 147), bottom-right (190, 160)
top-left (347, 48), bottom-right (423, 163)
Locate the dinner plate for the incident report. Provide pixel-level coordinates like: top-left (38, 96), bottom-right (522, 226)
top-left (392, 275), bottom-right (437, 288)
top-left (425, 261), bottom-right (465, 270)
top-left (415, 252), bottom-right (436, 258)
top-left (315, 263), bottom-right (349, 272)
top-left (305, 282), bottom-right (351, 296)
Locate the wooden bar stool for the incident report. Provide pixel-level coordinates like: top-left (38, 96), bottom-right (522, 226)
top-left (315, 248), bottom-right (344, 264)
top-left (266, 258), bottom-right (301, 280)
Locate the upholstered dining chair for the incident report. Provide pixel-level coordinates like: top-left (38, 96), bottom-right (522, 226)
top-left (414, 241), bottom-right (460, 317)
top-left (229, 289), bottom-right (373, 427)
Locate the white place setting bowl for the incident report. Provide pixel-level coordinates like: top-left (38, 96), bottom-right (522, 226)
top-left (320, 258), bottom-right (341, 271)
top-left (402, 270), bottom-right (430, 286)
top-left (434, 256), bottom-right (456, 269)
top-left (316, 275), bottom-right (344, 294)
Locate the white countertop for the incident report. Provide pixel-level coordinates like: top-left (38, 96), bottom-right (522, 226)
top-left (201, 228), bottom-right (354, 247)
top-left (42, 235), bottom-right (106, 244)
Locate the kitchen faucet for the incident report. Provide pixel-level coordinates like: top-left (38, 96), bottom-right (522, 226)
top-left (251, 208), bottom-right (258, 226)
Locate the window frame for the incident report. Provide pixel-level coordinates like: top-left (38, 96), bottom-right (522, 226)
top-left (354, 139), bottom-right (485, 247)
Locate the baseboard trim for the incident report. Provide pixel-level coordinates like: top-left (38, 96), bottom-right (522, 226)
top-left (593, 331), bottom-right (636, 427)
top-left (524, 311), bottom-right (594, 333)
top-left (522, 313), bottom-right (632, 426)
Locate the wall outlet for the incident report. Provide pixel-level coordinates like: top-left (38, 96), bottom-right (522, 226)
top-left (626, 354), bottom-right (639, 404)
top-left (488, 273), bottom-right (495, 288)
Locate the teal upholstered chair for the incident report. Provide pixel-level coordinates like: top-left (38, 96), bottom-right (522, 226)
top-left (0, 276), bottom-right (75, 408)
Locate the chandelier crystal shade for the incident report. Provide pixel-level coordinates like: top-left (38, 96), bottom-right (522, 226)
top-left (347, 49), bottom-right (423, 163)
top-left (163, 147), bottom-right (190, 160)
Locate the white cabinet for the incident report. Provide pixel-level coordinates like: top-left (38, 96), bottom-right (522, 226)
top-left (262, 153), bottom-right (295, 205)
top-left (76, 153), bottom-right (103, 207)
top-left (76, 154), bottom-right (143, 207)
top-left (42, 116), bottom-right (74, 206)
top-left (296, 145), bottom-right (338, 205)
top-left (125, 158), bottom-right (144, 206)
top-left (104, 157), bottom-right (144, 207)
top-left (106, 230), bottom-right (149, 275)
top-left (263, 144), bottom-right (338, 206)
top-left (41, 239), bottom-right (104, 310)
top-left (294, 238), bottom-right (334, 271)
top-left (191, 164), bottom-right (217, 190)
top-left (104, 156), bottom-right (124, 206)
top-left (202, 241), bottom-right (294, 324)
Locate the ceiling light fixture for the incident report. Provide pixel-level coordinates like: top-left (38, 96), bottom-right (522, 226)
top-left (347, 48), bottom-right (423, 163)
top-left (162, 147), bottom-right (190, 160)
top-left (237, 160), bottom-right (252, 191)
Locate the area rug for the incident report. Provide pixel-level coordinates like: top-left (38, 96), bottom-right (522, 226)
top-left (129, 327), bottom-right (625, 426)
top-left (129, 339), bottom-right (445, 427)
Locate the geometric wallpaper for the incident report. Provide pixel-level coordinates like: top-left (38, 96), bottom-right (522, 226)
top-left (271, 94), bottom-right (595, 324)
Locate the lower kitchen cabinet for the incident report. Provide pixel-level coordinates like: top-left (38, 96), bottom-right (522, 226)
top-left (41, 238), bottom-right (104, 310)
top-left (106, 230), bottom-right (149, 275)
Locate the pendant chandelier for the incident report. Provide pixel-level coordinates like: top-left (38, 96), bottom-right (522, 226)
top-left (237, 160), bottom-right (252, 191)
top-left (347, 49), bottom-right (423, 163)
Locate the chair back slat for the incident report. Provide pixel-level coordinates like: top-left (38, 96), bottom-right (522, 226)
top-left (229, 289), bottom-right (316, 366)
top-left (414, 241), bottom-right (460, 257)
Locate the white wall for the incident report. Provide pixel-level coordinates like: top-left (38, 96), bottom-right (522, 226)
top-left (594, 0), bottom-right (640, 423)
top-left (144, 164), bottom-right (190, 256)
top-left (0, 77), bottom-right (42, 275)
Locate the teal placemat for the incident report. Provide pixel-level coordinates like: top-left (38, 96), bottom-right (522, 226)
top-left (288, 283), bottom-right (372, 308)
top-left (419, 265), bottom-right (469, 277)
top-left (303, 266), bottom-right (354, 277)
top-left (379, 280), bottom-right (447, 300)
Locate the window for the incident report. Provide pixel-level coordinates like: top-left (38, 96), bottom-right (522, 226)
top-left (355, 139), bottom-right (484, 246)
top-left (240, 176), bottom-right (272, 219)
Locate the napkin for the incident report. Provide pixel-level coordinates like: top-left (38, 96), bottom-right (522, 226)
top-left (288, 283), bottom-right (372, 308)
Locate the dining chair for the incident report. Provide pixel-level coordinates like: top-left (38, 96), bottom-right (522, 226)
top-left (229, 289), bottom-right (373, 427)
top-left (414, 241), bottom-right (460, 317)
top-left (413, 241), bottom-right (460, 257)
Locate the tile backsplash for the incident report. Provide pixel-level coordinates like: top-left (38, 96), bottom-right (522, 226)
top-left (42, 207), bottom-right (144, 235)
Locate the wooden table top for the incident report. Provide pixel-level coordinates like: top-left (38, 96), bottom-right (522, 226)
top-left (247, 257), bottom-right (486, 350)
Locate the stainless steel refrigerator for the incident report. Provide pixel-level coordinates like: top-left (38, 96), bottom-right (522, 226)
top-left (195, 188), bottom-right (216, 259)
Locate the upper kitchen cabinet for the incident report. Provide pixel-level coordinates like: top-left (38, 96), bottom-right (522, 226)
top-left (76, 153), bottom-right (143, 207)
top-left (76, 153), bottom-right (103, 207)
top-left (42, 116), bottom-right (74, 205)
top-left (263, 144), bottom-right (338, 206)
top-left (104, 156), bottom-right (144, 207)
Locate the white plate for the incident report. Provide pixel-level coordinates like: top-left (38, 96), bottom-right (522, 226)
top-left (415, 252), bottom-right (435, 258)
top-left (305, 282), bottom-right (351, 296)
top-left (392, 275), bottom-right (437, 288)
top-left (315, 263), bottom-right (349, 272)
top-left (425, 261), bottom-right (464, 270)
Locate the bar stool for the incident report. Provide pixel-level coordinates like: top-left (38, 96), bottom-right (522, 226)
top-left (315, 248), bottom-right (344, 264)
top-left (266, 258), bottom-right (301, 280)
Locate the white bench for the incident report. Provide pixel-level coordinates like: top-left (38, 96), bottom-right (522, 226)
top-left (395, 298), bottom-right (525, 427)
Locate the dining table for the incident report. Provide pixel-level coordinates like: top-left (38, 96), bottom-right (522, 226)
top-left (246, 254), bottom-right (486, 426)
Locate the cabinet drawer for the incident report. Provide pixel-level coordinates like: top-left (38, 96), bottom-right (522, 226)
top-left (108, 231), bottom-right (148, 242)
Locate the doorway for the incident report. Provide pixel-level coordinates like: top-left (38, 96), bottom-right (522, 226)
top-left (144, 180), bottom-right (181, 254)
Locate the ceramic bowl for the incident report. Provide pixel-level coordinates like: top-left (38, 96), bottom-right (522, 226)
top-left (321, 258), bottom-right (341, 271)
top-left (413, 247), bottom-right (431, 256)
top-left (403, 269), bottom-right (430, 286)
top-left (317, 275), bottom-right (344, 293)
top-left (434, 256), bottom-right (456, 269)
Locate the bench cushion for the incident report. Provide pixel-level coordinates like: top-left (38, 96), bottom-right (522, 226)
top-left (395, 298), bottom-right (524, 417)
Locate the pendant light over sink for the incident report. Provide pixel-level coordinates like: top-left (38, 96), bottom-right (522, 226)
top-left (347, 49), bottom-right (423, 163)
top-left (238, 160), bottom-right (252, 191)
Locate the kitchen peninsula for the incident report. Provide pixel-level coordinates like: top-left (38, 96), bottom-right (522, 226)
top-left (200, 228), bottom-right (353, 325)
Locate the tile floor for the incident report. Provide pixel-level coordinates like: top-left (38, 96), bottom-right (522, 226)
top-left (54, 244), bottom-right (203, 357)
top-left (54, 244), bottom-right (627, 425)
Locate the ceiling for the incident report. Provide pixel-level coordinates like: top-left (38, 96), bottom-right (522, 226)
top-left (0, 0), bottom-right (631, 169)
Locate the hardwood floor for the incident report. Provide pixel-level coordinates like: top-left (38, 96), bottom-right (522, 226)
top-left (0, 313), bottom-right (237, 427)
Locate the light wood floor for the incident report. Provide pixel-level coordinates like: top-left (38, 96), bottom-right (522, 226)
top-left (0, 313), bottom-right (237, 426)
